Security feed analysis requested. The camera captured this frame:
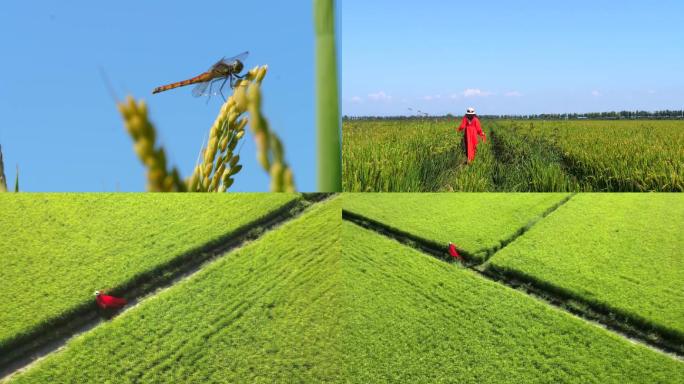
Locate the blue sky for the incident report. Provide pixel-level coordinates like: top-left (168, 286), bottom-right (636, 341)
top-left (342, 0), bottom-right (684, 116)
top-left (0, 1), bottom-right (316, 192)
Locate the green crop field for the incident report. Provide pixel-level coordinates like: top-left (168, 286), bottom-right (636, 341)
top-left (3, 194), bottom-right (683, 382)
top-left (343, 119), bottom-right (496, 192)
top-left (0, 193), bottom-right (297, 351)
top-left (343, 119), bottom-right (684, 192)
top-left (340, 221), bottom-right (683, 382)
top-left (342, 193), bottom-right (569, 260)
top-left (488, 193), bottom-right (684, 340)
top-left (8, 198), bottom-right (341, 383)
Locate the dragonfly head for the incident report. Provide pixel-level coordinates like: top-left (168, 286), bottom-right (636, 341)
top-left (233, 60), bottom-right (244, 74)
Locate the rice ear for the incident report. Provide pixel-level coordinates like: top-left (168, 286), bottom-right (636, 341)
top-left (119, 63), bottom-right (294, 192)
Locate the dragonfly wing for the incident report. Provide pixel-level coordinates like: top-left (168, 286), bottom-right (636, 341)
top-left (218, 51), bottom-right (249, 66)
top-left (208, 77), bottom-right (231, 95)
top-left (192, 78), bottom-right (230, 97)
top-left (191, 80), bottom-right (212, 97)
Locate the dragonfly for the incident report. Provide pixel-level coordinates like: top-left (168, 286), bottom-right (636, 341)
top-left (152, 51), bottom-right (249, 101)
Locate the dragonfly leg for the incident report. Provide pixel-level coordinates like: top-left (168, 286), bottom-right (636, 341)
top-left (219, 77), bottom-right (229, 102)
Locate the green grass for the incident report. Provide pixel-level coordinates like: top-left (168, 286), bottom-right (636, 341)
top-left (343, 118), bottom-right (684, 192)
top-left (488, 193), bottom-right (684, 340)
top-left (342, 193), bottom-right (569, 260)
top-left (340, 221), bottom-right (683, 383)
top-left (8, 197), bottom-right (341, 383)
top-left (0, 193), bottom-right (298, 350)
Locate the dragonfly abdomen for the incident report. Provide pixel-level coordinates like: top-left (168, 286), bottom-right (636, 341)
top-left (152, 72), bottom-right (212, 94)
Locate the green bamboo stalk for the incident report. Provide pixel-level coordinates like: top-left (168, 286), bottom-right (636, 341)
top-left (314, 0), bottom-right (341, 192)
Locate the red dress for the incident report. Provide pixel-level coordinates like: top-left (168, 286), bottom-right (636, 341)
top-left (457, 116), bottom-right (486, 163)
top-left (96, 293), bottom-right (127, 309)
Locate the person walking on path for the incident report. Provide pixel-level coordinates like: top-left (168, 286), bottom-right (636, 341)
top-left (457, 107), bottom-right (486, 164)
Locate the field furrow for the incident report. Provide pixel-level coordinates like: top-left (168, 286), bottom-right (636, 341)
top-left (342, 193), bottom-right (570, 260)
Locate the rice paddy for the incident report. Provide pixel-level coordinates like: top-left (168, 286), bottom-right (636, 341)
top-left (342, 193), bottom-right (569, 260)
top-left (0, 193), bottom-right (297, 352)
top-left (3, 193), bottom-right (682, 382)
top-left (343, 118), bottom-right (684, 192)
top-left (339, 220), bottom-right (683, 382)
top-left (7, 198), bottom-right (341, 383)
top-left (488, 193), bottom-right (684, 341)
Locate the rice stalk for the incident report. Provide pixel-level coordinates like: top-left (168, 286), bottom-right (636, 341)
top-left (184, 65), bottom-right (294, 192)
top-left (243, 66), bottom-right (296, 192)
top-left (187, 88), bottom-right (246, 192)
top-left (120, 64), bottom-right (294, 192)
top-left (314, 0), bottom-right (341, 192)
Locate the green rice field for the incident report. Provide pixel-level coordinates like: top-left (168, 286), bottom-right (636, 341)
top-left (0, 193), bottom-right (297, 351)
top-left (340, 221), bottom-right (683, 382)
top-left (343, 119), bottom-right (684, 192)
top-left (488, 193), bottom-right (684, 341)
top-left (7, 198), bottom-right (341, 383)
top-left (2, 193), bottom-right (682, 382)
top-left (343, 193), bottom-right (684, 345)
top-left (342, 193), bottom-right (569, 260)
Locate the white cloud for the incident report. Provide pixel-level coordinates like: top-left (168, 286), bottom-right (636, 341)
top-left (422, 94), bottom-right (441, 101)
top-left (367, 91), bottom-right (392, 101)
top-left (449, 93), bottom-right (461, 99)
top-left (504, 91), bottom-right (523, 97)
top-left (591, 90), bottom-right (601, 97)
top-left (462, 88), bottom-right (493, 97)
top-left (350, 96), bottom-right (362, 103)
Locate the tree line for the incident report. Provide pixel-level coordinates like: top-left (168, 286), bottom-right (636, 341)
top-left (344, 110), bottom-right (684, 121)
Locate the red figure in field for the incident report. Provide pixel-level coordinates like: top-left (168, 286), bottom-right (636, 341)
top-left (457, 107), bottom-right (487, 163)
top-left (448, 242), bottom-right (462, 261)
top-left (95, 290), bottom-right (128, 310)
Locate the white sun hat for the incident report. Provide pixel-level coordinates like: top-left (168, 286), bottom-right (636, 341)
top-left (466, 107), bottom-right (476, 115)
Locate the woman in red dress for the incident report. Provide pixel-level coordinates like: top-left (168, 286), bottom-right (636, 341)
top-left (457, 107), bottom-right (487, 164)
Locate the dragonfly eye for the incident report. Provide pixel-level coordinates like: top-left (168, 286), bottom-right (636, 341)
top-left (234, 61), bottom-right (244, 73)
